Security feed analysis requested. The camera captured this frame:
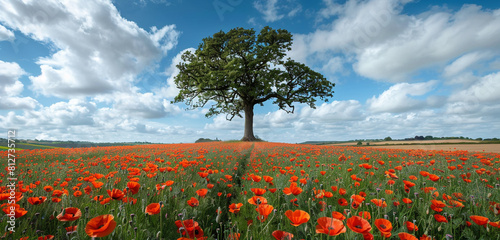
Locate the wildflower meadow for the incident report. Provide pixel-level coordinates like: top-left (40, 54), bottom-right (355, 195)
top-left (1, 142), bottom-right (499, 240)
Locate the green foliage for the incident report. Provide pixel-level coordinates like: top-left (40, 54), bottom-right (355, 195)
top-left (195, 138), bottom-right (221, 143)
top-left (173, 26), bottom-right (335, 120)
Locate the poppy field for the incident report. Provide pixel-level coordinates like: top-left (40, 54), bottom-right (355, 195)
top-left (1, 142), bottom-right (499, 240)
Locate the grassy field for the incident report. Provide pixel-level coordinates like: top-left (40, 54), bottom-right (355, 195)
top-left (1, 142), bottom-right (499, 239)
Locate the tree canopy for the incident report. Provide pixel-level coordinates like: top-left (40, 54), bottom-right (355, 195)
top-left (174, 26), bottom-right (335, 141)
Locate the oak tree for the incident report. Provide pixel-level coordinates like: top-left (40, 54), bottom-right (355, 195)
top-left (174, 27), bottom-right (334, 141)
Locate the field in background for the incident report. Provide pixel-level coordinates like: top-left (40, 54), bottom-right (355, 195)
top-left (330, 139), bottom-right (500, 153)
top-left (333, 139), bottom-right (482, 146)
top-left (1, 142), bottom-right (499, 239)
top-left (369, 144), bottom-right (500, 153)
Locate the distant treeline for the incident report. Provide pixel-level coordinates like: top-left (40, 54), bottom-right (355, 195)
top-left (0, 138), bottom-right (154, 149)
top-left (195, 138), bottom-right (221, 143)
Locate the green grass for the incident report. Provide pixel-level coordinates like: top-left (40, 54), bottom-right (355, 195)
top-left (0, 145), bottom-right (23, 151)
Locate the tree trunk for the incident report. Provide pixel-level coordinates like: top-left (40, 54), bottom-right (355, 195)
top-left (241, 104), bottom-right (257, 141)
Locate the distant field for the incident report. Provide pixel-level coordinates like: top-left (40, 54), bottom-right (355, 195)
top-left (0, 146), bottom-right (23, 151)
top-left (369, 143), bottom-right (500, 153)
top-left (333, 139), bottom-right (481, 145)
top-left (329, 139), bottom-right (500, 153)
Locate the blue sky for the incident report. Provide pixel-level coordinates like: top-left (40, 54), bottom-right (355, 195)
top-left (1, 0), bottom-right (500, 143)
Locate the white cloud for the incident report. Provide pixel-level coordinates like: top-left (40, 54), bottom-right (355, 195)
top-left (29, 99), bottom-right (97, 126)
top-left (254, 0), bottom-right (284, 22)
top-left (107, 92), bottom-right (181, 119)
top-left (448, 72), bottom-right (500, 106)
top-left (292, 1), bottom-right (500, 82)
top-left (355, 4), bottom-right (500, 81)
top-left (443, 51), bottom-right (492, 77)
top-left (0, 24), bottom-right (14, 41)
top-left (0, 60), bottom-right (25, 96)
top-left (301, 100), bottom-right (364, 121)
top-left (316, 0), bottom-right (344, 22)
top-left (0, 0), bottom-right (178, 98)
top-left (0, 60), bottom-right (39, 109)
top-left (156, 48), bottom-right (196, 98)
top-left (367, 81), bottom-right (437, 113)
top-left (321, 56), bottom-right (345, 75)
top-left (253, 0), bottom-right (302, 22)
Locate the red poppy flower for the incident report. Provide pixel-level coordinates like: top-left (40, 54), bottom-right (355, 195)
top-left (65, 225), bottom-right (78, 234)
top-left (2, 203), bottom-right (28, 218)
top-left (127, 182), bottom-right (140, 194)
top-left (338, 198), bottom-right (348, 206)
top-left (405, 221), bottom-right (418, 231)
top-left (358, 211), bottom-right (371, 220)
top-left (374, 219), bottom-right (392, 238)
top-left (228, 233), bottom-right (240, 240)
top-left (251, 188), bottom-right (267, 196)
top-left (434, 214), bottom-right (448, 223)
top-left (263, 176), bottom-right (274, 184)
top-left (107, 189), bottom-right (124, 200)
top-left (283, 182), bottom-right (303, 196)
top-left (229, 203), bottom-right (243, 213)
top-left (27, 196), bottom-right (47, 205)
top-left (347, 216), bottom-right (372, 234)
top-left (57, 207), bottom-right (82, 221)
top-left (315, 217), bottom-right (346, 236)
top-left (398, 232), bottom-right (418, 240)
top-left (145, 203), bottom-right (161, 215)
top-left (85, 214), bottom-right (117, 238)
top-left (470, 215), bottom-right (489, 226)
top-left (403, 180), bottom-right (415, 188)
top-left (331, 211), bottom-right (346, 221)
top-left (248, 196), bottom-right (268, 206)
top-left (187, 197), bottom-right (199, 208)
top-left (285, 209), bottom-right (310, 226)
top-left (175, 219), bottom-right (204, 238)
top-left (371, 199), bottom-right (387, 207)
top-left (196, 188), bottom-right (208, 198)
top-left (272, 230), bottom-right (294, 240)
top-left (256, 204), bottom-right (274, 222)
top-left (251, 175), bottom-right (262, 182)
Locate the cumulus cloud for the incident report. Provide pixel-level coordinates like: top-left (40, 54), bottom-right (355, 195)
top-left (0, 24), bottom-right (14, 41)
top-left (106, 92), bottom-right (181, 119)
top-left (0, 0), bottom-right (178, 98)
top-left (0, 60), bottom-right (38, 109)
top-left (367, 81), bottom-right (437, 113)
top-left (155, 48), bottom-right (196, 98)
top-left (291, 0), bottom-right (500, 82)
top-left (355, 4), bottom-right (500, 81)
top-left (301, 100), bottom-right (364, 121)
top-left (446, 72), bottom-right (500, 116)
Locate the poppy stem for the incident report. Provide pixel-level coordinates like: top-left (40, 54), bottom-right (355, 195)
top-left (159, 207), bottom-right (162, 240)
